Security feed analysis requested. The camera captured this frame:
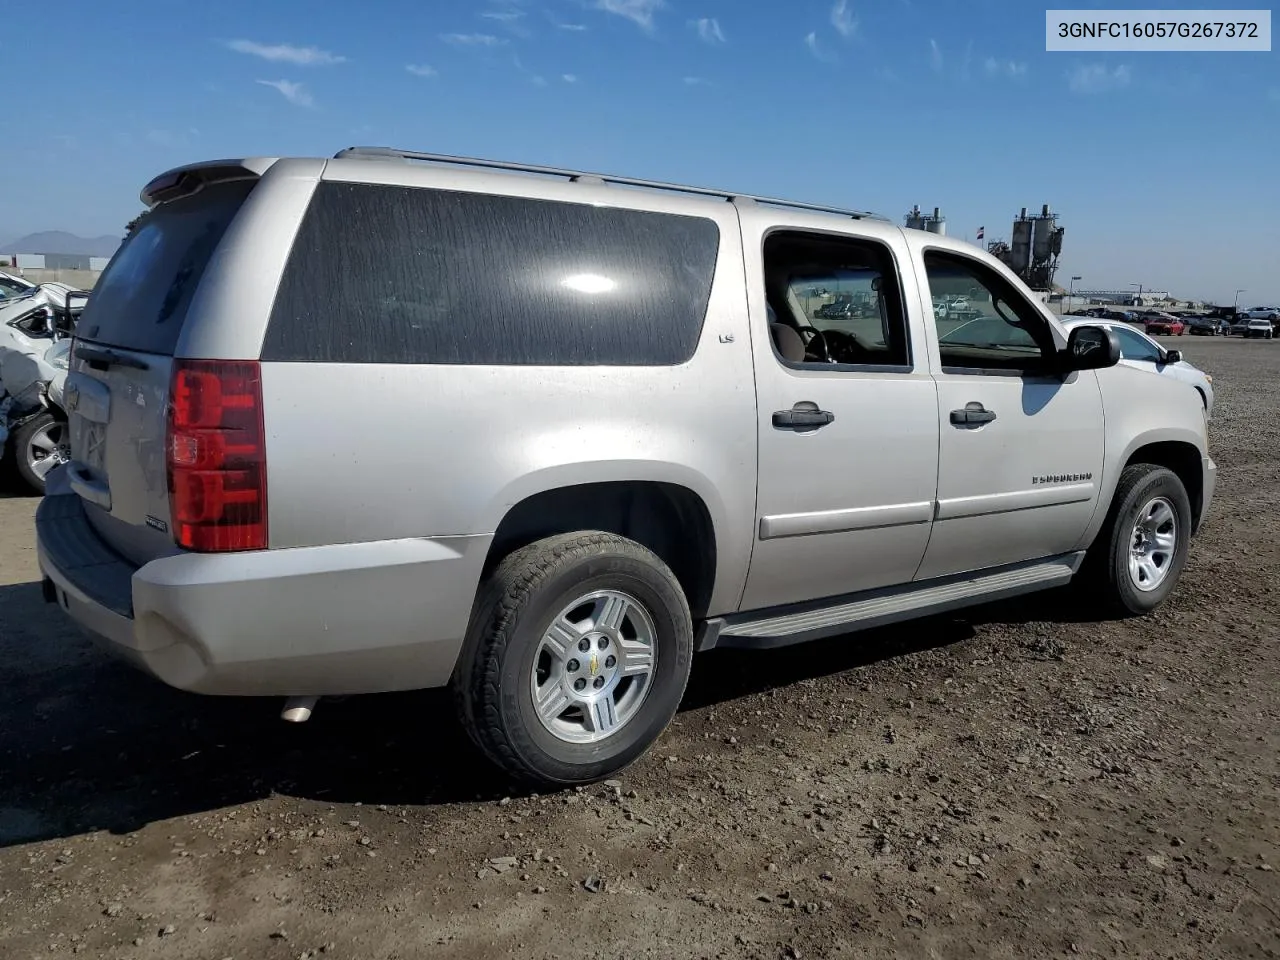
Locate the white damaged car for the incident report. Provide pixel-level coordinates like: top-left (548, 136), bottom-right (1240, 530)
top-left (1061, 316), bottom-right (1215, 417)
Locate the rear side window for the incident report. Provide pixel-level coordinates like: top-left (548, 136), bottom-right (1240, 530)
top-left (261, 182), bottom-right (720, 365)
top-left (77, 180), bottom-right (254, 354)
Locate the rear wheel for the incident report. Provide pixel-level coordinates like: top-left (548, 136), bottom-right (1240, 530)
top-left (10, 412), bottom-right (68, 495)
top-left (454, 532), bottom-right (694, 786)
top-left (1078, 464), bottom-right (1192, 616)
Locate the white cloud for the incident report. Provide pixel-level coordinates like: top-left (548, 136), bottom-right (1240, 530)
top-left (227, 39), bottom-right (344, 66)
top-left (683, 75), bottom-right (709, 85)
top-left (406, 64), bottom-right (437, 77)
top-left (805, 31), bottom-right (822, 58)
top-left (984, 57), bottom-right (1027, 78)
top-left (830, 0), bottom-right (857, 38)
top-left (441, 33), bottom-right (507, 46)
top-left (256, 79), bottom-right (314, 108)
top-left (929, 38), bottom-right (943, 73)
top-left (562, 73), bottom-right (579, 82)
top-left (595, 0), bottom-right (663, 30)
top-left (692, 17), bottom-right (725, 44)
top-left (557, 22), bottom-right (588, 31)
top-left (510, 54), bottom-right (547, 86)
top-left (1067, 62), bottom-right (1131, 94)
top-left (482, 9), bottom-right (531, 37)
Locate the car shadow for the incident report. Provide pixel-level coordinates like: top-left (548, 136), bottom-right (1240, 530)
top-left (0, 579), bottom-right (1111, 848)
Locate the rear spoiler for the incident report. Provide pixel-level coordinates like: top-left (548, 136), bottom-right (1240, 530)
top-left (141, 157), bottom-right (279, 208)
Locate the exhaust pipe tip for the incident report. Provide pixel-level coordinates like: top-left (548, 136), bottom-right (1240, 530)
top-left (281, 696), bottom-right (319, 723)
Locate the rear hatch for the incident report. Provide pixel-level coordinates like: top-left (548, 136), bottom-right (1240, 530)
top-left (65, 176), bottom-right (257, 566)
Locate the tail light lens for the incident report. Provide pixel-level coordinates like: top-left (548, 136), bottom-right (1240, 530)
top-left (166, 360), bottom-right (268, 551)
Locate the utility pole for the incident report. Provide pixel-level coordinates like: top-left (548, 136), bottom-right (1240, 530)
top-left (1129, 282), bottom-right (1143, 307)
top-left (1234, 288), bottom-right (1246, 311)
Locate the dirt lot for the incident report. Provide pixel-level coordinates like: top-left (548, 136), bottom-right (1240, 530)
top-left (2, 336), bottom-right (1277, 960)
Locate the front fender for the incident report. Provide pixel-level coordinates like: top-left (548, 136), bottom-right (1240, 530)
top-left (1075, 363), bottom-right (1210, 550)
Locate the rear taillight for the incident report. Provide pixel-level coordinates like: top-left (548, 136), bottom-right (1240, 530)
top-left (166, 360), bottom-right (268, 552)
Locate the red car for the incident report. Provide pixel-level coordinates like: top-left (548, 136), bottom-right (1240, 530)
top-left (1144, 315), bottom-right (1185, 336)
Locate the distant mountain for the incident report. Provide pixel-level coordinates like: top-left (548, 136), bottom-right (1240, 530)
top-left (2, 231), bottom-right (122, 258)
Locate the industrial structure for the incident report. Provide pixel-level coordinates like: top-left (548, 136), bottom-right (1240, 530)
top-left (904, 205), bottom-right (947, 235)
top-left (985, 204), bottom-right (1064, 292)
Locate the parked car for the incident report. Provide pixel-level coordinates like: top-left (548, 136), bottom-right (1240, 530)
top-left (1183, 316), bottom-right (1219, 336)
top-left (1101, 309), bottom-right (1138, 323)
top-left (1242, 318), bottom-right (1274, 339)
top-left (34, 147), bottom-right (1216, 786)
top-left (1242, 306), bottom-right (1280, 321)
top-left (0, 271), bottom-right (38, 300)
top-left (1229, 318), bottom-right (1253, 336)
top-left (1060, 318), bottom-right (1214, 417)
top-left (1144, 315), bottom-right (1185, 336)
top-left (1, 289), bottom-right (80, 492)
top-left (815, 299), bottom-right (857, 320)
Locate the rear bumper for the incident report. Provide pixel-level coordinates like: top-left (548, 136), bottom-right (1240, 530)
top-left (36, 490), bottom-right (489, 696)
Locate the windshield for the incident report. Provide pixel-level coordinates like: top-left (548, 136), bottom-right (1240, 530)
top-left (0, 275), bottom-right (34, 300)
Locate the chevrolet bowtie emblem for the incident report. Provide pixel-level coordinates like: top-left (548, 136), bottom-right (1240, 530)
top-left (589, 654), bottom-right (600, 676)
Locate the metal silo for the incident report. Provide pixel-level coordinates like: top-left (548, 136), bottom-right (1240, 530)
top-left (904, 205), bottom-right (946, 234)
top-left (1031, 204), bottom-right (1057, 263)
top-left (1009, 208), bottom-right (1033, 277)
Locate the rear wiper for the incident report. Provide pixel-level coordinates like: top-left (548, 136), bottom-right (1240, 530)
top-left (75, 345), bottom-right (151, 371)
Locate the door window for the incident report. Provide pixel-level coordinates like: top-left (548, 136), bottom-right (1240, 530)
top-left (923, 251), bottom-right (1055, 373)
top-left (762, 231), bottom-right (911, 369)
top-left (1110, 325), bottom-right (1163, 362)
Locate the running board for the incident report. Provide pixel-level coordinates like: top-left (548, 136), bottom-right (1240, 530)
top-left (702, 552), bottom-right (1085, 651)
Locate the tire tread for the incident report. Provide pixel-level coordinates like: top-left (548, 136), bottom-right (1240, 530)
top-left (454, 531), bottom-right (690, 784)
top-left (1079, 463), bottom-right (1189, 616)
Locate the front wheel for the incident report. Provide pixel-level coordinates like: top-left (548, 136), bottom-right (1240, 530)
top-left (454, 532), bottom-right (694, 786)
top-left (1079, 464), bottom-right (1192, 616)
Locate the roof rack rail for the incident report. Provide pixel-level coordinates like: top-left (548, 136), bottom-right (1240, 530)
top-left (332, 146), bottom-right (890, 222)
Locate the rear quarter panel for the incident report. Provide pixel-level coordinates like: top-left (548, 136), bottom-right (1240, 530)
top-left (259, 172), bottom-right (758, 617)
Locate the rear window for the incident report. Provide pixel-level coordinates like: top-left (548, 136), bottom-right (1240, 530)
top-left (261, 181), bottom-right (720, 365)
top-left (76, 180), bottom-right (254, 355)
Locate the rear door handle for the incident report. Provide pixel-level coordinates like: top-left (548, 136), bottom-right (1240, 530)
top-left (773, 403), bottom-right (835, 430)
top-left (950, 402), bottom-right (997, 426)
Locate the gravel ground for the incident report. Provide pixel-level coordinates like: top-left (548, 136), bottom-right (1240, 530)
top-left (1, 336), bottom-right (1277, 960)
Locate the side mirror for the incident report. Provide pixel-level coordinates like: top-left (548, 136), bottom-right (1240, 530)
top-left (1163, 349), bottom-right (1182, 364)
top-left (1060, 325), bottom-right (1120, 372)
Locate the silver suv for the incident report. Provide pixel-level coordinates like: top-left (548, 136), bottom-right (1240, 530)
top-left (36, 147), bottom-right (1216, 786)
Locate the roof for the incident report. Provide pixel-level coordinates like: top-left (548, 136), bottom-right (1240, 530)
top-left (331, 146), bottom-right (892, 224)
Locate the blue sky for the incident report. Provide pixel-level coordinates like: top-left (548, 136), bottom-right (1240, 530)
top-left (2, 0), bottom-right (1277, 304)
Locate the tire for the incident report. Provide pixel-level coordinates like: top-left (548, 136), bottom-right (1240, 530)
top-left (1078, 464), bottom-right (1192, 616)
top-left (454, 531), bottom-right (694, 787)
top-left (9, 411), bottom-right (67, 495)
